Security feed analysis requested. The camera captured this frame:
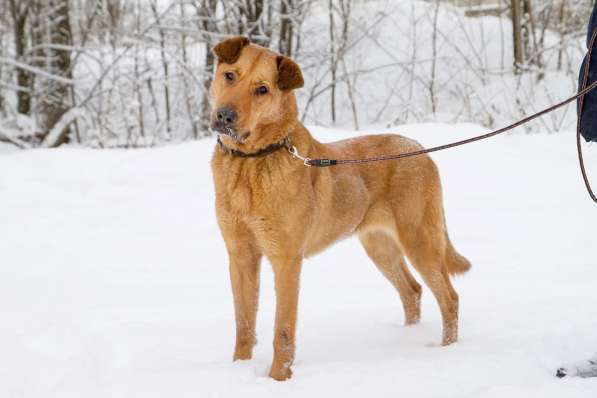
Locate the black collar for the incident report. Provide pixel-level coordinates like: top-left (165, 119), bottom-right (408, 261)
top-left (217, 136), bottom-right (291, 158)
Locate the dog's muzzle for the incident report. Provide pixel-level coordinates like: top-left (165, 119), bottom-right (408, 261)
top-left (212, 106), bottom-right (244, 141)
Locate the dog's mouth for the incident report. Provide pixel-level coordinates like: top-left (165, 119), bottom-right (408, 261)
top-left (211, 121), bottom-right (250, 144)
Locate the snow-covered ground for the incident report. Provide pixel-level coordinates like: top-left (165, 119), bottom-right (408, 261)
top-left (1, 125), bottom-right (596, 397)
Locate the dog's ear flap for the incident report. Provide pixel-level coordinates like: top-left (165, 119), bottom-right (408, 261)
top-left (213, 36), bottom-right (250, 64)
top-left (277, 56), bottom-right (304, 91)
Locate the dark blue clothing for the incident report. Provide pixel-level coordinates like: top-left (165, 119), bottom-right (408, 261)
top-left (579, 4), bottom-right (597, 142)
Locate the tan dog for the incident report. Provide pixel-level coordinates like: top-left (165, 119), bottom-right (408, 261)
top-left (210, 37), bottom-right (471, 381)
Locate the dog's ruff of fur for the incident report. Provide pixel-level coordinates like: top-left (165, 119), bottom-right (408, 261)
top-left (209, 37), bottom-right (471, 381)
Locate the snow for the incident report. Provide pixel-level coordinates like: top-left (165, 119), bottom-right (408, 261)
top-left (1, 124), bottom-right (596, 397)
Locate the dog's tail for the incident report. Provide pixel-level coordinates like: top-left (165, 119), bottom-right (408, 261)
top-left (445, 239), bottom-right (471, 276)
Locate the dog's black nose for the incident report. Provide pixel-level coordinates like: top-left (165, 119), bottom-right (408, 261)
top-left (216, 106), bottom-right (237, 126)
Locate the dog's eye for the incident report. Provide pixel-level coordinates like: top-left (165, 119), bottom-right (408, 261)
top-left (255, 85), bottom-right (268, 96)
top-left (224, 72), bottom-right (235, 82)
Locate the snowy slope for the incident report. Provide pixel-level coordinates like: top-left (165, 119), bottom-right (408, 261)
top-left (1, 125), bottom-right (596, 397)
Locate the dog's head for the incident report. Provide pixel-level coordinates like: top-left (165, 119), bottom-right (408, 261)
top-left (210, 36), bottom-right (304, 152)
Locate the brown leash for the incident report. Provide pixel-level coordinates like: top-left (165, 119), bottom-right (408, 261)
top-left (577, 28), bottom-right (597, 202)
top-left (299, 29), bottom-right (597, 203)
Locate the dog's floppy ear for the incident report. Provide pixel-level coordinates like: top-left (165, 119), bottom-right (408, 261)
top-left (277, 56), bottom-right (304, 91)
top-left (213, 36), bottom-right (250, 64)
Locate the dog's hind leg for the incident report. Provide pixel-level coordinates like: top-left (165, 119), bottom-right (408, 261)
top-left (396, 215), bottom-right (460, 346)
top-left (359, 230), bottom-right (422, 325)
top-left (388, 156), bottom-right (466, 346)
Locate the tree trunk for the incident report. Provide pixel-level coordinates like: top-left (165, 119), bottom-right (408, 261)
top-left (245, 0), bottom-right (268, 47)
top-left (180, 2), bottom-right (199, 139)
top-left (556, 0), bottom-right (566, 71)
top-left (44, 0), bottom-right (74, 145)
top-left (9, 0), bottom-right (32, 115)
top-left (134, 0), bottom-right (145, 141)
top-left (429, 0), bottom-right (440, 115)
top-left (328, 0), bottom-right (336, 123)
top-left (197, 0), bottom-right (218, 135)
top-left (522, 0), bottom-right (544, 79)
top-left (279, 0), bottom-right (294, 56)
top-left (150, 0), bottom-right (172, 135)
top-left (511, 0), bottom-right (524, 73)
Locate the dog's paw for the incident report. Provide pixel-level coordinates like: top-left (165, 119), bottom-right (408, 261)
top-left (233, 337), bottom-right (256, 361)
top-left (404, 315), bottom-right (420, 326)
top-left (269, 365), bottom-right (293, 381)
top-left (441, 336), bottom-right (458, 346)
top-left (233, 347), bottom-right (253, 361)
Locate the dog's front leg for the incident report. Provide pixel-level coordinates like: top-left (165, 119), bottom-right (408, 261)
top-left (269, 255), bottom-right (302, 381)
top-left (229, 252), bottom-right (261, 361)
top-left (220, 220), bottom-right (262, 361)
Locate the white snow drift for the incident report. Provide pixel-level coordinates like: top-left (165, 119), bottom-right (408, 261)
top-left (1, 124), bottom-right (596, 397)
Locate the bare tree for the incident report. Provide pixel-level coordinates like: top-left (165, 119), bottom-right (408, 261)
top-left (38, 0), bottom-right (75, 145)
top-left (179, 1), bottom-right (199, 139)
top-left (9, 0), bottom-right (32, 116)
top-left (0, 0), bottom-right (594, 149)
top-left (327, 0), bottom-right (352, 124)
top-left (150, 0), bottom-right (172, 135)
top-left (194, 0), bottom-right (218, 134)
top-left (512, 0), bottom-right (524, 73)
top-left (279, 0), bottom-right (293, 56)
top-left (429, 0), bottom-right (441, 115)
top-left (242, 0), bottom-right (270, 47)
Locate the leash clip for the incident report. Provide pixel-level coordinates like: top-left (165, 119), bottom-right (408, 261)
top-left (289, 146), bottom-right (312, 166)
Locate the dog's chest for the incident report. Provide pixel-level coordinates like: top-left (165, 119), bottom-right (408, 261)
top-left (213, 154), bottom-right (371, 257)
top-left (214, 169), bottom-right (253, 217)
top-left (212, 156), bottom-right (296, 219)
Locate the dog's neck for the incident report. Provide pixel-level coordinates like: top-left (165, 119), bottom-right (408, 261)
top-left (216, 120), bottom-right (316, 162)
top-left (216, 135), bottom-right (291, 158)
